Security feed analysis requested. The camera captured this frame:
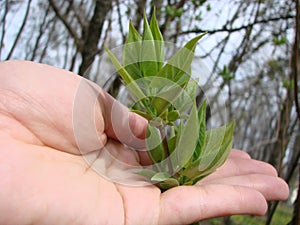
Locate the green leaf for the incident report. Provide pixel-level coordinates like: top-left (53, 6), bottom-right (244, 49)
top-left (142, 12), bottom-right (153, 41)
top-left (136, 169), bottom-right (157, 179)
top-left (193, 100), bottom-right (206, 160)
top-left (167, 135), bottom-right (177, 154)
top-left (170, 103), bottom-right (199, 171)
top-left (165, 5), bottom-right (183, 17)
top-left (127, 20), bottom-right (142, 43)
top-left (146, 125), bottom-right (165, 163)
top-left (183, 121), bottom-right (234, 180)
top-left (141, 13), bottom-right (158, 77)
top-left (130, 109), bottom-right (153, 120)
top-left (272, 36), bottom-right (287, 46)
top-left (219, 65), bottom-right (235, 80)
top-left (105, 45), bottom-right (146, 101)
top-left (150, 7), bottom-right (164, 70)
top-left (185, 79), bottom-right (198, 100)
top-left (123, 21), bottom-right (142, 80)
top-left (203, 121), bottom-right (234, 170)
top-left (155, 33), bottom-right (206, 84)
top-left (198, 100), bottom-right (206, 144)
top-left (167, 110), bottom-right (180, 122)
top-left (159, 178), bottom-right (180, 189)
top-left (173, 79), bottom-right (198, 113)
top-left (151, 172), bottom-right (171, 182)
top-left (151, 82), bottom-right (184, 116)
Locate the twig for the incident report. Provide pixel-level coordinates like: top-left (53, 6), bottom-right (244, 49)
top-left (0, 0), bottom-right (8, 59)
top-left (6, 0), bottom-right (32, 60)
top-left (30, 3), bottom-right (52, 61)
top-left (293, 0), bottom-right (300, 125)
top-left (175, 14), bottom-right (295, 37)
top-left (48, 0), bottom-right (80, 48)
top-left (116, 0), bottom-right (126, 44)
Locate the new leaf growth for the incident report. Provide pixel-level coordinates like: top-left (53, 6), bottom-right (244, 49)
top-left (105, 10), bottom-right (234, 190)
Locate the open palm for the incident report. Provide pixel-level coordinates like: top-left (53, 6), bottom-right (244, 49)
top-left (0, 61), bottom-right (288, 225)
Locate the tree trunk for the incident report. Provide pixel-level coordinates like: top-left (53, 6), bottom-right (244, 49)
top-left (79, 0), bottom-right (112, 77)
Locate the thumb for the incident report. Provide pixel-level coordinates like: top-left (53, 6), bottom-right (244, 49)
top-left (101, 90), bottom-right (147, 149)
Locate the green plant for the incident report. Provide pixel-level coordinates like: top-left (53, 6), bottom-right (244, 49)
top-left (105, 10), bottom-right (234, 191)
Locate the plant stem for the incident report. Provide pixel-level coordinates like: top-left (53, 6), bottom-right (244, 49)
top-left (159, 126), bottom-right (173, 175)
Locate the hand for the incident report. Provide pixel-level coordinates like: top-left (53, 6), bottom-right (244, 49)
top-left (0, 60), bottom-right (289, 225)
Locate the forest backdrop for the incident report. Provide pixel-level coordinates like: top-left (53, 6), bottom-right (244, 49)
top-left (0, 0), bottom-right (299, 224)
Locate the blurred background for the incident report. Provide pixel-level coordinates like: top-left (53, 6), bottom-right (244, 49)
top-left (0, 0), bottom-right (299, 224)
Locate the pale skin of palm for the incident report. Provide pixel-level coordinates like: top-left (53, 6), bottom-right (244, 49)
top-left (0, 60), bottom-right (289, 225)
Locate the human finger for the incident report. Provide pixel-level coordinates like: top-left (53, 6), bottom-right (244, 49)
top-left (198, 174), bottom-right (289, 201)
top-left (228, 149), bottom-right (251, 159)
top-left (201, 157), bottom-right (278, 182)
top-left (158, 185), bottom-right (268, 225)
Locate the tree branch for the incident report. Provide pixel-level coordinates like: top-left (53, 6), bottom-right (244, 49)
top-left (293, 0), bottom-right (300, 124)
top-left (72, 4), bottom-right (85, 29)
top-left (48, 0), bottom-right (80, 47)
top-left (133, 0), bottom-right (147, 31)
top-left (116, 0), bottom-right (126, 44)
top-left (30, 3), bottom-right (52, 61)
top-left (79, 0), bottom-right (112, 76)
top-left (6, 0), bottom-right (32, 60)
top-left (175, 14), bottom-right (295, 36)
top-left (0, 0), bottom-right (9, 59)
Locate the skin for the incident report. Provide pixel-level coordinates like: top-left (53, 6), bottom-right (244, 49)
top-left (0, 60), bottom-right (289, 225)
